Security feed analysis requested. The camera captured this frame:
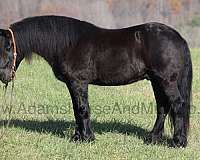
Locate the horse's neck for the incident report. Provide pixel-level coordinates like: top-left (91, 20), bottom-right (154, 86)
top-left (26, 40), bottom-right (54, 64)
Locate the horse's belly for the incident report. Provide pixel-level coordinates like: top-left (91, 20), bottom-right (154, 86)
top-left (91, 76), bottom-right (146, 86)
top-left (91, 65), bottom-right (147, 86)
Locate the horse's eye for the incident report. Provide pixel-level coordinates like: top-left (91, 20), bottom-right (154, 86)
top-left (5, 45), bottom-right (11, 51)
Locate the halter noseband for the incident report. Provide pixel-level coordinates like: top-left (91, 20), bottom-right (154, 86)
top-left (8, 28), bottom-right (17, 80)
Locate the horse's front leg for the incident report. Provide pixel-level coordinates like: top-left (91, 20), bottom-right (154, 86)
top-left (67, 81), bottom-right (94, 142)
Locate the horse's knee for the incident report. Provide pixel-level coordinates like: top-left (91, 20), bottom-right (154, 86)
top-left (78, 105), bottom-right (90, 118)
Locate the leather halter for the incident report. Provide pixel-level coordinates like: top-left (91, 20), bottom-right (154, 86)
top-left (8, 28), bottom-right (17, 80)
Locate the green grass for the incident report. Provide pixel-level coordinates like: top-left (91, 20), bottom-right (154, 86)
top-left (0, 49), bottom-right (200, 160)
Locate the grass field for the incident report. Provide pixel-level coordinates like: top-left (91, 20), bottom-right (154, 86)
top-left (0, 49), bottom-right (200, 160)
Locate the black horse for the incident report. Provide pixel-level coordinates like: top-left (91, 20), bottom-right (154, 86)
top-left (0, 16), bottom-right (192, 147)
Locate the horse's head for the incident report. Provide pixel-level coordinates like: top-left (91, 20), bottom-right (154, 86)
top-left (0, 29), bottom-right (15, 84)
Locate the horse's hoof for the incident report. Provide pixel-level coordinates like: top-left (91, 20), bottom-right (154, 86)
top-left (81, 133), bottom-right (95, 142)
top-left (145, 132), bottom-right (162, 144)
top-left (71, 133), bottom-right (95, 142)
top-left (71, 133), bottom-right (81, 142)
top-left (171, 136), bottom-right (187, 148)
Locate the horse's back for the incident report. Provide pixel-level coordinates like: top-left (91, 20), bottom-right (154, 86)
top-left (89, 22), bottom-right (190, 85)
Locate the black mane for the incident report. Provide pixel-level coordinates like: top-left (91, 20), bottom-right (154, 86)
top-left (10, 15), bottom-right (97, 60)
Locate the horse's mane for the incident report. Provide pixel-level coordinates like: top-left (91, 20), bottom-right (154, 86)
top-left (10, 15), bottom-right (97, 60)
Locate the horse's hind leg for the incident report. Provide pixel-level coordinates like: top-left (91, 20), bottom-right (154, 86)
top-left (147, 79), bottom-right (170, 144)
top-left (66, 81), bottom-right (94, 142)
top-left (162, 82), bottom-right (187, 147)
top-left (155, 76), bottom-right (187, 147)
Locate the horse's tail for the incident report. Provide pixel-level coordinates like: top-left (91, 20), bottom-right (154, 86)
top-left (169, 40), bottom-right (192, 137)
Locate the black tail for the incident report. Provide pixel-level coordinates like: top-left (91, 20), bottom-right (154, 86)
top-left (169, 40), bottom-right (192, 136)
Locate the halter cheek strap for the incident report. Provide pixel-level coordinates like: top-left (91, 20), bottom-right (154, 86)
top-left (8, 28), bottom-right (17, 80)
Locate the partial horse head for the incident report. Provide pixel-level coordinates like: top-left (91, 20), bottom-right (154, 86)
top-left (0, 29), bottom-right (15, 84)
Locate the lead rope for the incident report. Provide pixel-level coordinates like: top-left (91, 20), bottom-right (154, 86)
top-left (0, 84), bottom-right (7, 140)
top-left (0, 84), bottom-right (14, 140)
